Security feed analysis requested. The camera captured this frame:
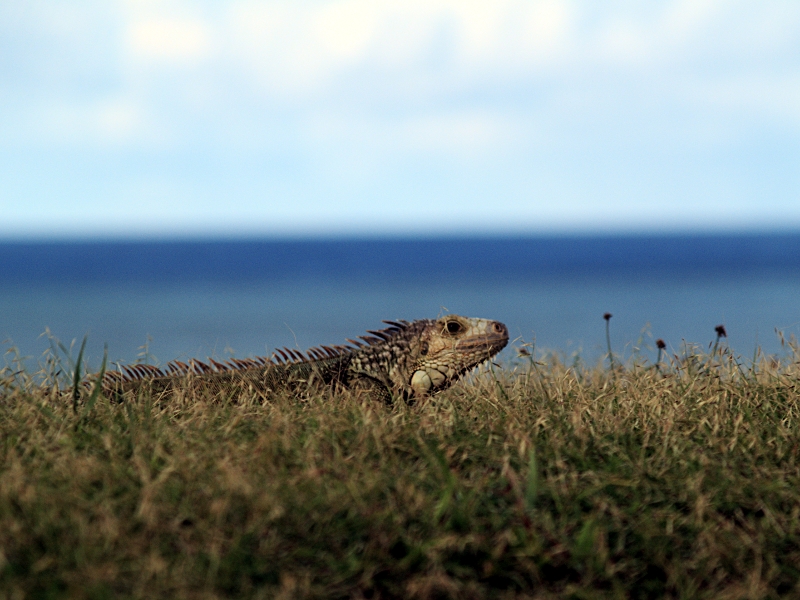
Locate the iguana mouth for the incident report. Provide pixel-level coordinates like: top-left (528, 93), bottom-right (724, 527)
top-left (455, 321), bottom-right (509, 354)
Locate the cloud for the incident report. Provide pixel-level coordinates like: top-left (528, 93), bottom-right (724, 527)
top-left (127, 17), bottom-right (212, 63)
top-left (1, 0), bottom-right (800, 236)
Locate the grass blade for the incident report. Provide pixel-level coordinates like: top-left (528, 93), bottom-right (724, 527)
top-left (71, 335), bottom-right (88, 414)
top-left (80, 344), bottom-right (107, 420)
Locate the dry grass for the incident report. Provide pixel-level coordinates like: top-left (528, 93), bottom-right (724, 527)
top-left (2, 344), bottom-right (800, 599)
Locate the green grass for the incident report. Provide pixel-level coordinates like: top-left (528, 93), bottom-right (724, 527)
top-left (2, 344), bottom-right (800, 599)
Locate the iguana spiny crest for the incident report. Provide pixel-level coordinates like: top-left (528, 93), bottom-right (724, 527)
top-left (99, 315), bottom-right (509, 402)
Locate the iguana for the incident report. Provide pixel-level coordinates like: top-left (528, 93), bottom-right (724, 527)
top-left (97, 315), bottom-right (509, 403)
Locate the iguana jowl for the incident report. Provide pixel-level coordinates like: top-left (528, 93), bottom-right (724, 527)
top-left (100, 316), bottom-right (509, 402)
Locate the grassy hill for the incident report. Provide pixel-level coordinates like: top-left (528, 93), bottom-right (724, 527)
top-left (2, 344), bottom-right (800, 599)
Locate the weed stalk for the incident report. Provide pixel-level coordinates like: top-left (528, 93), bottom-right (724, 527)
top-left (604, 312), bottom-right (615, 379)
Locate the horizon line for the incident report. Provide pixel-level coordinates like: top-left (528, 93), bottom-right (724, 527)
top-left (3, 227), bottom-right (800, 244)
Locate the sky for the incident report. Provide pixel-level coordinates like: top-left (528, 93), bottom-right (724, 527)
top-left (1, 0), bottom-right (799, 239)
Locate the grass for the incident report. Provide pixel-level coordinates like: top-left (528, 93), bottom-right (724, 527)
top-left (2, 341), bottom-right (800, 599)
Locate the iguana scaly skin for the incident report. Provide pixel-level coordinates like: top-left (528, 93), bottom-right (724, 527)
top-left (98, 316), bottom-right (509, 402)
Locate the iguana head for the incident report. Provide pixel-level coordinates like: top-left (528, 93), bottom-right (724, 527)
top-left (407, 315), bottom-right (508, 397)
top-left (347, 315), bottom-right (508, 400)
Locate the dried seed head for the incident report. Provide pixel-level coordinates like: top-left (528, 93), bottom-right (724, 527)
top-left (603, 312), bottom-right (612, 321)
top-left (656, 339), bottom-right (666, 349)
top-left (715, 325), bottom-right (727, 338)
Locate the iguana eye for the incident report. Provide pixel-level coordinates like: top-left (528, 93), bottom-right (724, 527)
top-left (445, 320), bottom-right (463, 335)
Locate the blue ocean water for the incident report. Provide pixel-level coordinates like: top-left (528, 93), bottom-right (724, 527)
top-left (2, 234), bottom-right (800, 370)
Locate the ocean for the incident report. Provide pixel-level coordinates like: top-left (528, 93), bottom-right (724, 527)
top-left (2, 234), bottom-right (800, 371)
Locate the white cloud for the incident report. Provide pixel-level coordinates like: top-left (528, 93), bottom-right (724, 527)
top-left (221, 0), bottom-right (578, 99)
top-left (311, 1), bottom-right (380, 63)
top-left (127, 18), bottom-right (212, 63)
top-left (2, 0), bottom-right (800, 236)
